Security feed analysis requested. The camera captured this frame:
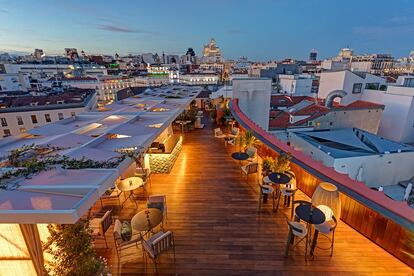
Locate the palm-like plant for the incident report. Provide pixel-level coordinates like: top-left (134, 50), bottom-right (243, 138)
top-left (243, 130), bottom-right (259, 149)
top-left (262, 156), bottom-right (274, 176)
top-left (272, 153), bottom-right (292, 173)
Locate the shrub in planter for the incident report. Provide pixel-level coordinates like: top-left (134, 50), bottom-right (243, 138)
top-left (273, 153), bottom-right (292, 173)
top-left (46, 219), bottom-right (110, 276)
top-left (262, 156), bottom-right (274, 176)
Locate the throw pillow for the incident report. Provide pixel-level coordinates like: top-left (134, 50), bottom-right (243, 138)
top-left (121, 221), bottom-right (132, 241)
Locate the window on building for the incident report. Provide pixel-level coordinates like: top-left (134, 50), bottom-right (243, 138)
top-left (352, 83), bottom-right (363, 94)
top-left (71, 112), bottom-right (76, 117)
top-left (31, 115), bottom-right (38, 124)
top-left (3, 129), bottom-right (11, 137)
top-left (16, 116), bottom-right (23, 125)
top-left (58, 113), bottom-right (64, 120)
top-left (329, 122), bottom-right (333, 126)
top-left (403, 78), bottom-right (414, 87)
top-left (44, 114), bottom-right (51, 123)
top-left (0, 118), bottom-right (7, 127)
top-left (365, 83), bottom-right (379, 90)
top-left (19, 127), bottom-right (26, 133)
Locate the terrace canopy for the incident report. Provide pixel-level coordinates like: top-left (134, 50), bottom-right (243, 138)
top-left (0, 168), bottom-right (118, 223)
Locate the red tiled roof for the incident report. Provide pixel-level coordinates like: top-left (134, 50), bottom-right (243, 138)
top-left (269, 111), bottom-right (291, 129)
top-left (344, 100), bottom-right (385, 109)
top-left (291, 104), bottom-right (329, 116)
top-left (270, 95), bottom-right (294, 106)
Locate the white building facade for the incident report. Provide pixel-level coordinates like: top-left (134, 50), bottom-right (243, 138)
top-left (232, 78), bottom-right (272, 131)
top-left (278, 74), bottom-right (314, 96)
top-left (318, 70), bottom-right (386, 105)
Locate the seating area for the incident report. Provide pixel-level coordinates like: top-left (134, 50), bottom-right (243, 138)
top-left (92, 120), bottom-right (412, 275)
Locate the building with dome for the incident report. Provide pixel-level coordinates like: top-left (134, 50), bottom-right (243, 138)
top-left (202, 38), bottom-right (223, 64)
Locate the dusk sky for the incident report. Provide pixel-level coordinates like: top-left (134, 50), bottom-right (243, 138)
top-left (0, 0), bottom-right (413, 60)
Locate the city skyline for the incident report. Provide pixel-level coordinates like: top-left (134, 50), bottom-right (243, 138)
top-left (1, 0), bottom-right (414, 60)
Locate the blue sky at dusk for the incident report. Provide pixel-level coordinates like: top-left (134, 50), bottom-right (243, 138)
top-left (0, 0), bottom-right (413, 60)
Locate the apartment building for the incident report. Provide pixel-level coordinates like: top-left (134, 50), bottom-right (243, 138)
top-left (0, 88), bottom-right (96, 137)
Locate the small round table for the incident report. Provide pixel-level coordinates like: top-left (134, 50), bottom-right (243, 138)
top-left (231, 152), bottom-right (249, 161)
top-left (117, 177), bottom-right (143, 207)
top-left (131, 208), bottom-right (163, 233)
top-left (295, 204), bottom-right (325, 224)
top-left (118, 177), bottom-right (143, 192)
top-left (232, 152), bottom-right (249, 166)
top-left (268, 172), bottom-right (290, 185)
top-left (295, 204), bottom-right (326, 257)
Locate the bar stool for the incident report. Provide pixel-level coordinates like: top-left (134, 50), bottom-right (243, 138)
top-left (285, 218), bottom-right (309, 260)
top-left (313, 216), bottom-right (338, 256)
top-left (258, 182), bottom-right (275, 211)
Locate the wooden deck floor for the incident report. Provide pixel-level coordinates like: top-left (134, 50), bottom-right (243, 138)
top-left (95, 121), bottom-right (413, 275)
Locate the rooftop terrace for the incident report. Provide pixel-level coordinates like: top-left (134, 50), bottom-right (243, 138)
top-left (93, 119), bottom-right (412, 275)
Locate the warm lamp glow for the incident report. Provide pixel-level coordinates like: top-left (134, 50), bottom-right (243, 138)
top-left (316, 204), bottom-right (334, 221)
top-left (312, 182), bottom-right (341, 221)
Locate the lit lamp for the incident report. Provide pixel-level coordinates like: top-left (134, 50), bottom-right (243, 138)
top-left (311, 182), bottom-right (341, 221)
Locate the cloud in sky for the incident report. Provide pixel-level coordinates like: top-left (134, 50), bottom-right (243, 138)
top-left (97, 24), bottom-right (155, 34)
top-left (0, 8), bottom-right (9, 13)
top-left (97, 24), bottom-right (135, 33)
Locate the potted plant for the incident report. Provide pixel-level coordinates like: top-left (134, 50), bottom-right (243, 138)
top-left (273, 153), bottom-right (292, 173)
top-left (46, 220), bottom-right (110, 276)
top-left (262, 156), bottom-right (274, 176)
top-left (243, 130), bottom-right (258, 149)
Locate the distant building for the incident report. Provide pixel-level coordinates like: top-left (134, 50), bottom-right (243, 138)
top-left (64, 48), bottom-right (79, 61)
top-left (309, 49), bottom-right (318, 62)
top-left (166, 55), bottom-right (179, 64)
top-left (181, 48), bottom-right (197, 65)
top-left (277, 74), bottom-right (315, 96)
top-left (0, 73), bottom-right (31, 92)
top-left (258, 64), bottom-right (301, 79)
top-left (338, 47), bottom-right (354, 61)
top-left (33, 49), bottom-right (44, 60)
top-left (1, 63), bottom-right (107, 82)
top-left (199, 63), bottom-right (224, 72)
top-left (269, 95), bottom-right (384, 133)
top-left (318, 70), bottom-right (386, 105)
top-left (186, 48), bottom-right (195, 57)
top-left (179, 73), bottom-right (219, 85)
top-left (356, 75), bottom-right (414, 143)
top-left (351, 54), bottom-right (394, 75)
top-left (320, 59), bottom-right (350, 71)
top-left (141, 53), bottom-right (155, 64)
top-left (289, 128), bottom-right (414, 188)
top-left (0, 88), bottom-right (96, 137)
top-left (44, 75), bottom-right (159, 103)
top-left (202, 38), bottom-right (223, 64)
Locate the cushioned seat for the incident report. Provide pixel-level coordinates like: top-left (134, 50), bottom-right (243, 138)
top-left (263, 176), bottom-right (274, 185)
top-left (261, 184), bottom-right (274, 194)
top-left (288, 221), bottom-right (308, 238)
top-left (314, 221), bottom-right (333, 234)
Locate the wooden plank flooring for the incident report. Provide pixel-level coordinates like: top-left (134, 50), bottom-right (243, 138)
top-left (95, 120), bottom-right (413, 275)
